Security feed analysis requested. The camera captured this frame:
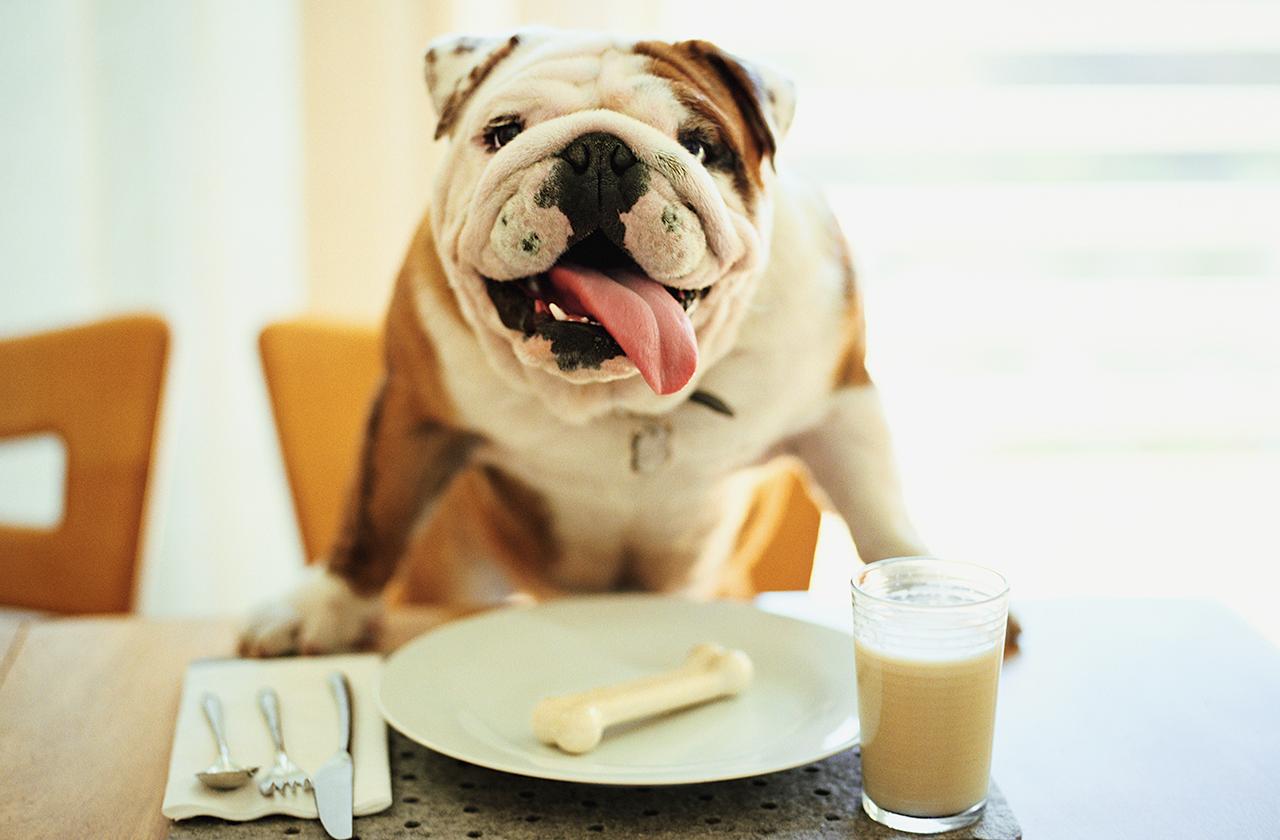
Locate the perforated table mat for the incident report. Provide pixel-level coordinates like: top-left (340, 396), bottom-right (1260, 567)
top-left (169, 730), bottom-right (1021, 839)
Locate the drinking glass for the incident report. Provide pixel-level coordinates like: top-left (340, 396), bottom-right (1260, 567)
top-left (851, 557), bottom-right (1009, 833)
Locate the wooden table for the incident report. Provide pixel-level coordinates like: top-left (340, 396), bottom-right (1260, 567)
top-left (1, 600), bottom-right (1277, 840)
top-left (0, 613), bottom-right (27, 686)
top-left (0, 608), bottom-right (454, 840)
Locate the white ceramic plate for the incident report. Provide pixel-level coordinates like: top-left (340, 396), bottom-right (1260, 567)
top-left (378, 594), bottom-right (858, 785)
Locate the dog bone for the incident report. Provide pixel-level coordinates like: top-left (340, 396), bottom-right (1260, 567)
top-left (531, 643), bottom-right (753, 754)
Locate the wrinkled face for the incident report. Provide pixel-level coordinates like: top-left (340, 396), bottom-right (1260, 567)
top-left (425, 31), bottom-right (794, 420)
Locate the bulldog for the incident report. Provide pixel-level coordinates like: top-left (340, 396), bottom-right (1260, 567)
top-left (240, 28), bottom-right (936, 656)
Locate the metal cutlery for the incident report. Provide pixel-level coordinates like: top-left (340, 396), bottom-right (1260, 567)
top-left (256, 686), bottom-right (312, 795)
top-left (313, 671), bottom-right (355, 839)
top-left (195, 692), bottom-right (259, 790)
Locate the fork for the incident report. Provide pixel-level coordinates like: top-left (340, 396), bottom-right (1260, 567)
top-left (256, 687), bottom-right (312, 795)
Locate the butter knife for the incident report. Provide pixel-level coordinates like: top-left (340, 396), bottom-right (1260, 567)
top-left (313, 671), bottom-right (354, 839)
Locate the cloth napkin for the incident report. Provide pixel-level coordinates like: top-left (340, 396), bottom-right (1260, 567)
top-left (162, 653), bottom-right (391, 822)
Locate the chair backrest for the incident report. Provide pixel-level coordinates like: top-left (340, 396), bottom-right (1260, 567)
top-left (0, 315), bottom-right (168, 613)
top-left (259, 319), bottom-right (820, 596)
top-left (734, 462), bottom-right (823, 595)
top-left (259, 320), bottom-right (383, 562)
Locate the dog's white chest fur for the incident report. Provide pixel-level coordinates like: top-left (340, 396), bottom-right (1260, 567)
top-left (419, 178), bottom-right (846, 593)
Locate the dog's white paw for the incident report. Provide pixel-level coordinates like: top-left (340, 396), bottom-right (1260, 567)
top-left (239, 569), bottom-right (381, 657)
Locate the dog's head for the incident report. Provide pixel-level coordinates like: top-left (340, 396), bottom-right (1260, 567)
top-left (425, 29), bottom-right (794, 421)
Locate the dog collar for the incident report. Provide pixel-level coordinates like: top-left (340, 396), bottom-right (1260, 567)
top-left (689, 390), bottom-right (734, 417)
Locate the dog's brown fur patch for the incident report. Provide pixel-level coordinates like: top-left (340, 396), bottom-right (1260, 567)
top-left (325, 212), bottom-right (569, 603)
top-left (386, 463), bottom-right (565, 605)
top-left (826, 211), bottom-right (872, 388)
top-left (385, 217), bottom-right (462, 421)
top-left (634, 40), bottom-right (776, 206)
top-left (325, 218), bottom-right (478, 595)
top-left (325, 377), bottom-right (477, 596)
top-left (433, 34), bottom-right (521, 140)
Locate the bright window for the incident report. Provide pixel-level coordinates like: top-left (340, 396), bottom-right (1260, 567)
top-left (657, 2), bottom-right (1280, 641)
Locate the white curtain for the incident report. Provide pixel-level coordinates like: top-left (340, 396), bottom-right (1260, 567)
top-left (1, 0), bottom-right (308, 615)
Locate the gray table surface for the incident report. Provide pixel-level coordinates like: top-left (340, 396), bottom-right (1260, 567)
top-left (993, 598), bottom-right (1280, 840)
top-left (757, 594), bottom-right (1280, 840)
top-left (170, 734), bottom-right (1021, 839)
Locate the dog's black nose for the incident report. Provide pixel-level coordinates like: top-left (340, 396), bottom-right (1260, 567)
top-left (551, 132), bottom-right (647, 249)
top-left (558, 132), bottom-right (637, 177)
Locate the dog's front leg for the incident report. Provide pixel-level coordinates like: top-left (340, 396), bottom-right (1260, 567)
top-left (789, 384), bottom-right (926, 564)
top-left (240, 375), bottom-right (477, 656)
top-left (790, 384), bottom-right (1021, 649)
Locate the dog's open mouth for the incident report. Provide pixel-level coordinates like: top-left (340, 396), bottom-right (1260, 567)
top-left (484, 232), bottom-right (709, 395)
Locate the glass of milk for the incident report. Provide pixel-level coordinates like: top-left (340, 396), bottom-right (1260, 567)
top-left (851, 557), bottom-right (1009, 833)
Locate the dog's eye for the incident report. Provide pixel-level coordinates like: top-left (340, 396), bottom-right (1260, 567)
top-left (679, 132), bottom-right (711, 164)
top-left (483, 119), bottom-right (524, 151)
top-left (678, 130), bottom-right (731, 168)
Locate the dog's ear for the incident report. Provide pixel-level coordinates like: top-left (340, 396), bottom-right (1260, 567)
top-left (674, 40), bottom-right (796, 157)
top-left (424, 32), bottom-right (523, 140)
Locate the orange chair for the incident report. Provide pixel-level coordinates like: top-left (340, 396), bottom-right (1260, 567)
top-left (259, 321), bottom-right (383, 563)
top-left (0, 315), bottom-right (168, 613)
top-left (259, 319), bottom-right (820, 599)
top-left (732, 464), bottom-right (822, 595)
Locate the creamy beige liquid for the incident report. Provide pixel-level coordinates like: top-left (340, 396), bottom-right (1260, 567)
top-left (855, 639), bottom-right (1002, 817)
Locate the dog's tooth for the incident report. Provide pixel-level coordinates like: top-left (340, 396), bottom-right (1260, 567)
top-left (549, 302), bottom-right (570, 321)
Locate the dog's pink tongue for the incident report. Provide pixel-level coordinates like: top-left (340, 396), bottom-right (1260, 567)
top-left (547, 264), bottom-right (698, 395)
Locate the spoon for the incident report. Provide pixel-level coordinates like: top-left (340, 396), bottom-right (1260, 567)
top-left (196, 691), bottom-right (259, 790)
